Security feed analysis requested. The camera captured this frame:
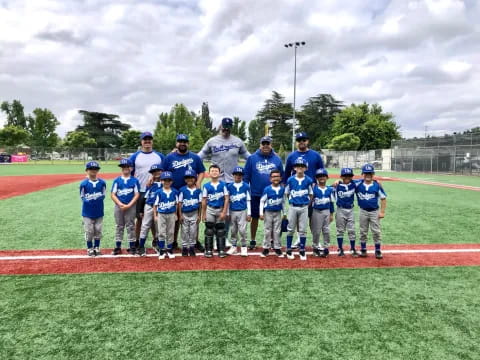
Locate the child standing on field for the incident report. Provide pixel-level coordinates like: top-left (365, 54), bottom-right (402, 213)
top-left (178, 169), bottom-right (202, 257)
top-left (80, 161), bottom-right (107, 256)
top-left (111, 159), bottom-right (141, 255)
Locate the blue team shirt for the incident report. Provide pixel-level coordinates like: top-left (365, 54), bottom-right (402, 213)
top-left (285, 175), bottom-right (314, 206)
top-left (243, 149), bottom-right (284, 197)
top-left (283, 149), bottom-right (324, 183)
top-left (202, 181), bottom-right (228, 208)
top-left (259, 185), bottom-right (285, 214)
top-left (144, 182), bottom-right (163, 206)
top-left (312, 185), bottom-right (335, 213)
top-left (111, 176), bottom-right (140, 204)
top-left (162, 151), bottom-right (206, 190)
top-left (227, 181), bottom-right (251, 212)
top-left (178, 186), bottom-right (202, 213)
top-left (334, 181), bottom-right (358, 209)
top-left (154, 188), bottom-right (178, 214)
top-left (355, 180), bottom-right (387, 210)
top-left (80, 178), bottom-right (106, 218)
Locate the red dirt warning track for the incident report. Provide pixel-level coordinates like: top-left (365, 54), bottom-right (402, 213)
top-left (1, 244), bottom-right (479, 275)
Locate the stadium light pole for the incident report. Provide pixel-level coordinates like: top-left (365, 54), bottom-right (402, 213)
top-left (284, 41), bottom-right (306, 152)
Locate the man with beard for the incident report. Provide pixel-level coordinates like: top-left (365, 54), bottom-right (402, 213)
top-left (162, 134), bottom-right (206, 250)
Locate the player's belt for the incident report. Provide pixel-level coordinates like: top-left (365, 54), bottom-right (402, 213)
top-left (338, 205), bottom-right (354, 209)
top-left (265, 209), bottom-right (282, 212)
top-left (361, 208), bottom-right (378, 212)
top-left (313, 208), bottom-right (330, 211)
top-left (291, 203), bottom-right (308, 207)
top-left (208, 205), bottom-right (222, 209)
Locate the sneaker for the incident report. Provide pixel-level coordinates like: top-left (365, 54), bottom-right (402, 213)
top-left (127, 248), bottom-right (136, 256)
top-left (286, 250), bottom-right (294, 260)
top-left (159, 249), bottom-right (166, 260)
top-left (227, 246), bottom-right (238, 255)
top-left (312, 248), bottom-right (321, 257)
top-left (360, 249), bottom-right (368, 257)
top-left (375, 250), bottom-right (383, 259)
top-left (350, 249), bottom-right (359, 257)
top-left (275, 248), bottom-right (284, 258)
top-left (167, 249), bottom-right (175, 259)
top-left (320, 248), bottom-right (329, 258)
top-left (182, 247), bottom-right (189, 257)
top-left (218, 250), bottom-right (227, 258)
top-left (240, 247), bottom-right (248, 257)
top-left (93, 248), bottom-right (101, 256)
top-left (87, 249), bottom-right (95, 257)
top-left (205, 250), bottom-right (213, 258)
top-left (189, 247), bottom-right (196, 257)
top-left (248, 240), bottom-right (257, 250)
top-left (260, 248), bottom-right (269, 258)
top-left (299, 250), bottom-right (307, 261)
top-left (111, 248), bottom-right (122, 256)
top-left (338, 248), bottom-right (345, 257)
top-left (137, 247), bottom-right (146, 257)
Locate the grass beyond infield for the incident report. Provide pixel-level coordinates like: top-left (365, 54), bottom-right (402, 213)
top-left (0, 267), bottom-right (479, 360)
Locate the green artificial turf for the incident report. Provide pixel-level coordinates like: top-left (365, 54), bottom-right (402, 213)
top-left (1, 267), bottom-right (479, 360)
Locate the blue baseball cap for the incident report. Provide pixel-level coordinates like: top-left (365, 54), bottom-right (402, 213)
top-left (232, 166), bottom-right (244, 175)
top-left (140, 131), bottom-right (153, 140)
top-left (260, 136), bottom-right (272, 144)
top-left (296, 132), bottom-right (309, 140)
top-left (184, 169), bottom-right (197, 178)
top-left (160, 171), bottom-right (173, 180)
top-left (293, 157), bottom-right (308, 167)
top-left (149, 164), bottom-right (163, 173)
top-left (221, 117), bottom-right (233, 128)
top-left (176, 134), bottom-right (189, 142)
top-left (361, 163), bottom-right (375, 174)
top-left (315, 168), bottom-right (328, 177)
top-left (340, 167), bottom-right (354, 176)
top-left (118, 158), bottom-right (133, 167)
top-left (85, 161), bottom-right (100, 170)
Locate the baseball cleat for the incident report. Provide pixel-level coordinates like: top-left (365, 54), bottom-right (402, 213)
top-left (291, 241), bottom-right (300, 250)
top-left (189, 247), bottom-right (196, 257)
top-left (111, 248), bottom-right (122, 256)
top-left (87, 249), bottom-right (95, 257)
top-left (240, 247), bottom-right (248, 257)
top-left (286, 250), bottom-right (294, 260)
top-left (312, 248), bottom-right (321, 257)
top-left (137, 247), bottom-right (146, 257)
top-left (181, 247), bottom-right (189, 257)
top-left (375, 250), bottom-right (383, 259)
top-left (350, 249), bottom-right (359, 257)
top-left (275, 249), bottom-right (284, 258)
top-left (248, 240), bottom-right (257, 250)
top-left (320, 249), bottom-right (329, 258)
top-left (260, 248), bottom-right (269, 258)
top-left (227, 246), bottom-right (238, 255)
top-left (158, 249), bottom-right (166, 260)
top-left (167, 250), bottom-right (175, 259)
top-left (205, 250), bottom-right (213, 258)
top-left (338, 249), bottom-right (345, 257)
top-left (299, 250), bottom-right (307, 261)
top-left (93, 248), bottom-right (101, 256)
top-left (127, 248), bottom-right (136, 256)
top-left (218, 250), bottom-right (227, 258)
top-left (360, 249), bottom-right (368, 257)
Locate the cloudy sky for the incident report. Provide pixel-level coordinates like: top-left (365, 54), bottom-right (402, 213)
top-left (0, 0), bottom-right (479, 138)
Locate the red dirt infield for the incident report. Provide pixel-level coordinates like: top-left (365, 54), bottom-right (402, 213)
top-left (1, 244), bottom-right (479, 275)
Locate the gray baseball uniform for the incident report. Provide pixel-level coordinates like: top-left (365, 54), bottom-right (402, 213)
top-left (286, 205), bottom-right (309, 237)
top-left (230, 210), bottom-right (248, 247)
top-left (114, 205), bottom-right (136, 244)
top-left (181, 210), bottom-right (199, 247)
top-left (359, 209), bottom-right (382, 244)
top-left (311, 209), bottom-right (331, 249)
top-left (139, 204), bottom-right (155, 239)
top-left (205, 206), bottom-right (225, 224)
top-left (336, 207), bottom-right (356, 241)
top-left (83, 217), bottom-right (103, 242)
top-left (263, 211), bottom-right (282, 249)
top-left (157, 212), bottom-right (176, 246)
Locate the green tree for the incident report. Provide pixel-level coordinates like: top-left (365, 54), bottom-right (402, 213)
top-left (1, 100), bottom-right (27, 128)
top-left (327, 133), bottom-right (361, 150)
top-left (28, 108), bottom-right (60, 148)
top-left (247, 118), bottom-right (265, 152)
top-left (189, 116), bottom-right (206, 152)
top-left (120, 130), bottom-right (141, 150)
top-left (0, 125), bottom-right (30, 146)
top-left (76, 110), bottom-right (130, 148)
top-left (154, 112), bottom-right (177, 152)
top-left (201, 102), bottom-right (215, 137)
top-left (232, 116), bottom-right (247, 141)
top-left (64, 130), bottom-right (97, 149)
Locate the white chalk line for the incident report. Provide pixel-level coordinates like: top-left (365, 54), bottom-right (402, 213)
top-left (0, 248), bottom-right (479, 261)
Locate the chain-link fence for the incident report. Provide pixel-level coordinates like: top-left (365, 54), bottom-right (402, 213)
top-left (322, 149), bottom-right (391, 171)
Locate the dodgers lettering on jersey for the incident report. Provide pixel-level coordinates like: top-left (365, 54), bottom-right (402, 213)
top-left (312, 185), bottom-right (335, 213)
top-left (243, 149), bottom-right (284, 197)
top-left (178, 186), bottom-right (202, 213)
top-left (334, 181), bottom-right (358, 208)
top-left (144, 182), bottom-right (163, 206)
top-left (227, 182), bottom-right (251, 212)
top-left (285, 175), bottom-right (314, 206)
top-left (80, 178), bottom-right (106, 218)
top-left (202, 181), bottom-right (228, 208)
top-left (154, 188), bottom-right (178, 214)
top-left (259, 185), bottom-right (285, 215)
top-left (163, 152), bottom-right (205, 189)
top-left (355, 180), bottom-right (387, 210)
top-left (129, 151), bottom-right (165, 192)
top-left (284, 149), bottom-right (324, 183)
top-left (111, 176), bottom-right (140, 204)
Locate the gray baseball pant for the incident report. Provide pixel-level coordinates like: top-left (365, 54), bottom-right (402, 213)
top-left (181, 210), bottom-right (199, 247)
top-left (139, 204), bottom-right (155, 239)
top-left (263, 210), bottom-right (282, 249)
top-left (359, 209), bottom-right (382, 245)
top-left (114, 205), bottom-right (136, 244)
top-left (336, 207), bottom-right (356, 241)
top-left (230, 210), bottom-right (247, 247)
top-left (83, 217), bottom-right (103, 242)
top-left (287, 205), bottom-right (308, 237)
top-left (157, 212), bottom-right (176, 247)
top-left (206, 206), bottom-right (225, 224)
top-left (311, 209), bottom-right (331, 249)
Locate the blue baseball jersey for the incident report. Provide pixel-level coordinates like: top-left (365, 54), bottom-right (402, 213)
top-left (202, 181), bottom-right (228, 208)
top-left (243, 149), bottom-right (284, 197)
top-left (144, 182), bottom-right (163, 206)
top-left (178, 186), bottom-right (202, 213)
top-left (154, 188), bottom-right (179, 214)
top-left (312, 185), bottom-right (335, 213)
top-left (334, 181), bottom-right (359, 208)
top-left (283, 149), bottom-right (324, 183)
top-left (80, 178), bottom-right (106, 218)
top-left (111, 176), bottom-right (140, 204)
top-left (285, 175), bottom-right (314, 206)
top-left (259, 185), bottom-right (285, 214)
top-left (162, 151), bottom-right (206, 190)
top-left (355, 180), bottom-right (387, 210)
top-left (227, 181), bottom-right (251, 212)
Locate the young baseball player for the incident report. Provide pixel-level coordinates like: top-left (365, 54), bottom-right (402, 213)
top-left (154, 171), bottom-right (179, 260)
top-left (80, 161), bottom-right (106, 256)
top-left (137, 163), bottom-right (163, 256)
top-left (356, 164), bottom-right (387, 259)
top-left (111, 159), bottom-right (141, 255)
top-left (178, 169), bottom-right (202, 257)
top-left (285, 157), bottom-right (314, 260)
top-left (226, 167), bottom-right (251, 256)
top-left (202, 164), bottom-right (229, 258)
top-left (259, 169), bottom-right (285, 258)
top-left (311, 168), bottom-right (335, 257)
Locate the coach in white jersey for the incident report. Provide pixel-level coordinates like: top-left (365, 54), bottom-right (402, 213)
top-left (129, 131), bottom-right (165, 247)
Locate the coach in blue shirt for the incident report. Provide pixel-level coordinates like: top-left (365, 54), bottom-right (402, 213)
top-left (283, 132), bottom-right (324, 183)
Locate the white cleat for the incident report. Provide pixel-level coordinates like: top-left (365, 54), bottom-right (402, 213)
top-left (227, 246), bottom-right (238, 255)
top-left (286, 251), bottom-right (295, 260)
top-left (167, 250), bottom-right (175, 259)
top-left (299, 251), bottom-right (307, 261)
top-left (240, 247), bottom-right (248, 257)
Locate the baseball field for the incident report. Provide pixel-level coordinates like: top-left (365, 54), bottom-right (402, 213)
top-left (1, 164), bottom-right (479, 359)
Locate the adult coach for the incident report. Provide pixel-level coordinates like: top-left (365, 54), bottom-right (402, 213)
top-left (129, 131), bottom-right (165, 250)
top-left (162, 134), bottom-right (206, 250)
top-left (243, 136), bottom-right (284, 249)
top-left (283, 132), bottom-right (324, 182)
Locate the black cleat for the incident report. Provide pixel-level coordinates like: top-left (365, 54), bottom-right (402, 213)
top-left (312, 248), bottom-right (321, 257)
top-left (350, 249), bottom-right (359, 257)
top-left (195, 241), bottom-right (205, 253)
top-left (205, 250), bottom-right (213, 258)
top-left (274, 248), bottom-right (284, 258)
top-left (360, 249), bottom-right (368, 257)
top-left (248, 240), bottom-right (257, 250)
top-left (93, 248), bottom-right (101, 256)
top-left (189, 247), bottom-right (196, 257)
top-left (127, 248), bottom-right (136, 256)
top-left (338, 249), bottom-right (345, 257)
top-left (111, 248), bottom-right (122, 256)
top-left (375, 250), bottom-right (383, 259)
top-left (320, 249), bottom-right (329, 258)
top-left (137, 247), bottom-right (146, 257)
top-left (182, 247), bottom-right (189, 257)
top-left (260, 248), bottom-right (269, 258)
